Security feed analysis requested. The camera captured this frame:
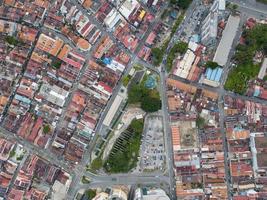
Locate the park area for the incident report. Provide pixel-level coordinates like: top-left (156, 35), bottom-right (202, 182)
top-left (225, 24), bottom-right (267, 94)
top-left (104, 119), bottom-right (144, 173)
top-left (128, 72), bottom-right (161, 113)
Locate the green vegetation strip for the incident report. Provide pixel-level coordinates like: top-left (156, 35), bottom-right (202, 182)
top-left (166, 41), bottom-right (188, 72)
top-left (122, 75), bottom-right (132, 87)
top-left (170, 0), bottom-right (192, 9)
top-left (225, 24), bottom-right (267, 94)
top-left (151, 12), bottom-right (185, 66)
top-left (104, 119), bottom-right (144, 173)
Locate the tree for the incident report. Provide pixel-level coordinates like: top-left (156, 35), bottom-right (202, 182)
top-left (232, 4), bottom-right (238, 9)
top-left (170, 0), bottom-right (192, 9)
top-left (205, 61), bottom-right (219, 69)
top-left (85, 189), bottom-right (96, 200)
top-left (128, 84), bottom-right (143, 104)
top-left (43, 124), bottom-right (51, 134)
top-left (130, 119), bottom-right (144, 134)
top-left (9, 149), bottom-right (16, 158)
top-left (151, 47), bottom-right (164, 66)
top-left (141, 96), bottom-right (162, 113)
top-left (90, 157), bottom-right (103, 171)
top-left (5, 36), bottom-right (19, 46)
top-left (196, 116), bottom-right (205, 129)
top-left (166, 42), bottom-right (188, 72)
top-left (52, 60), bottom-right (62, 69)
top-left (225, 24), bottom-right (266, 94)
top-left (104, 119), bottom-right (143, 173)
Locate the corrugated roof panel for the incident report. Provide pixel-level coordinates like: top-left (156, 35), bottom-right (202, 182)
top-left (206, 68), bottom-right (212, 79)
top-left (210, 68), bottom-right (218, 81)
top-left (214, 68), bottom-right (223, 82)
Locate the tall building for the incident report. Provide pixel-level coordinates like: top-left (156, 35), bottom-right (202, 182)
top-left (201, 11), bottom-right (218, 46)
top-left (201, 0), bottom-right (225, 46)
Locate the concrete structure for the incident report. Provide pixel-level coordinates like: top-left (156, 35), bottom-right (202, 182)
top-left (202, 67), bottom-right (223, 87)
top-left (134, 188), bottom-right (170, 200)
top-left (201, 0), bottom-right (225, 46)
top-left (104, 8), bottom-right (122, 29)
top-left (213, 15), bottom-right (240, 66)
top-left (103, 95), bottom-right (123, 127)
top-left (38, 83), bottom-right (69, 107)
top-left (211, 0), bottom-right (226, 12)
top-left (119, 0), bottom-right (139, 19)
top-left (258, 58), bottom-right (267, 79)
top-left (174, 49), bottom-right (196, 79)
top-left (201, 11), bottom-right (218, 46)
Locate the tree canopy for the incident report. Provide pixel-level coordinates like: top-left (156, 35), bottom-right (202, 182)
top-left (128, 84), bottom-right (161, 113)
top-left (205, 61), bottom-right (219, 69)
top-left (225, 24), bottom-right (267, 94)
top-left (170, 0), bottom-right (192, 9)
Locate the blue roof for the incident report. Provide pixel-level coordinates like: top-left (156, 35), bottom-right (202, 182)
top-left (170, 11), bottom-right (178, 18)
top-left (205, 67), bottom-right (222, 82)
top-left (102, 57), bottom-right (112, 65)
top-left (233, 126), bottom-right (244, 132)
top-left (214, 68), bottom-right (223, 82)
top-left (205, 68), bottom-right (212, 78)
top-left (14, 94), bottom-right (31, 104)
top-left (190, 34), bottom-right (200, 43)
top-left (210, 68), bottom-right (217, 81)
top-left (254, 88), bottom-right (260, 97)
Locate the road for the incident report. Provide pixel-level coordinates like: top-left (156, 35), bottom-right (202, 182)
top-left (228, 0), bottom-right (267, 16)
top-left (157, 1), bottom-right (205, 199)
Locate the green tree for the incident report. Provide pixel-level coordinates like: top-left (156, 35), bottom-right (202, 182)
top-left (232, 4), bottom-right (238, 9)
top-left (52, 60), bottom-right (62, 69)
top-left (43, 124), bottom-right (51, 134)
top-left (166, 42), bottom-right (188, 72)
top-left (90, 157), bottom-right (103, 171)
top-left (128, 85), bottom-right (143, 104)
top-left (196, 116), bottom-right (205, 129)
top-left (205, 61), bottom-right (219, 69)
top-left (5, 36), bottom-right (19, 46)
top-left (9, 149), bottom-right (16, 158)
top-left (170, 0), bottom-right (192, 9)
top-left (85, 189), bottom-right (96, 200)
top-left (141, 96), bottom-right (162, 113)
top-left (151, 47), bottom-right (164, 66)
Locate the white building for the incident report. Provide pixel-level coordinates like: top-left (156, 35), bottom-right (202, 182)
top-left (201, 11), bottom-right (218, 46)
top-left (201, 0), bottom-right (225, 46)
top-left (104, 8), bottom-right (122, 29)
top-left (174, 49), bottom-right (196, 79)
top-left (134, 188), bottom-right (170, 200)
top-left (213, 15), bottom-right (240, 66)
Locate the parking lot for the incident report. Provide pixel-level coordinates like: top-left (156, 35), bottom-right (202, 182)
top-left (140, 115), bottom-right (165, 171)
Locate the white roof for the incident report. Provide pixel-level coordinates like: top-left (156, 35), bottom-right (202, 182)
top-left (119, 0), bottom-right (139, 19)
top-left (258, 58), bottom-right (267, 79)
top-left (104, 8), bottom-right (122, 29)
top-left (106, 60), bottom-right (126, 72)
top-left (218, 0), bottom-right (226, 10)
top-left (188, 41), bottom-right (198, 51)
top-left (213, 15), bottom-right (240, 66)
top-left (174, 49), bottom-right (195, 79)
top-left (103, 95), bottom-right (123, 127)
